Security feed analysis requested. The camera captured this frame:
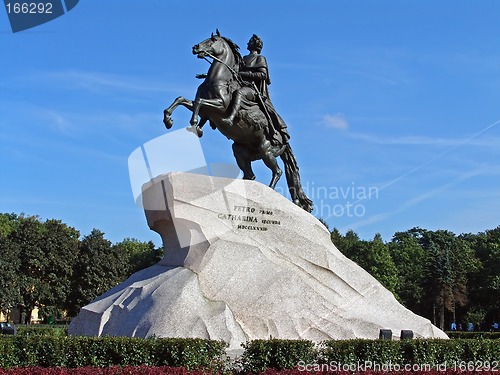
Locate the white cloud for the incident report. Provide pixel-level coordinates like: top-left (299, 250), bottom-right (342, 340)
top-left (14, 70), bottom-right (193, 96)
top-left (345, 119), bottom-right (500, 148)
top-left (346, 132), bottom-right (500, 148)
top-left (321, 113), bottom-right (349, 130)
top-left (44, 110), bottom-right (74, 135)
top-left (337, 165), bottom-right (490, 233)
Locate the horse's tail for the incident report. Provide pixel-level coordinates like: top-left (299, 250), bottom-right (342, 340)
top-left (280, 144), bottom-right (313, 213)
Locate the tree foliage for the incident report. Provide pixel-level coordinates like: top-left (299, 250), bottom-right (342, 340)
top-left (332, 230), bottom-right (398, 294)
top-left (0, 213), bottom-right (162, 322)
top-left (38, 219), bottom-right (80, 319)
top-left (0, 214), bottom-right (21, 318)
top-left (114, 238), bottom-right (162, 275)
top-left (419, 229), bottom-right (477, 330)
top-left (333, 226), bottom-right (497, 330)
top-left (1, 209), bottom-right (499, 330)
top-left (13, 216), bottom-right (46, 323)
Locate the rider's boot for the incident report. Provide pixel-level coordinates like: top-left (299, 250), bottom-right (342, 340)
top-left (221, 93), bottom-right (243, 126)
top-left (220, 114), bottom-right (235, 127)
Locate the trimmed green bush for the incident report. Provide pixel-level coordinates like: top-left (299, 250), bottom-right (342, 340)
top-left (446, 331), bottom-right (500, 340)
top-left (0, 366), bottom-right (210, 374)
top-left (0, 337), bottom-right (18, 368)
top-left (15, 325), bottom-right (68, 337)
top-left (2, 336), bottom-right (500, 372)
top-left (318, 339), bottom-right (404, 365)
top-left (239, 338), bottom-right (500, 371)
top-left (0, 336), bottom-right (228, 370)
top-left (319, 339), bottom-right (500, 368)
top-left (239, 339), bottom-right (317, 372)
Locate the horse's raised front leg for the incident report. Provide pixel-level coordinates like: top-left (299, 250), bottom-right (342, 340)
top-left (190, 97), bottom-right (225, 127)
top-left (163, 96), bottom-right (193, 129)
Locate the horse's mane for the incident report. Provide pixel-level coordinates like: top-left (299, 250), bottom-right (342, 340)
top-left (221, 36), bottom-right (243, 70)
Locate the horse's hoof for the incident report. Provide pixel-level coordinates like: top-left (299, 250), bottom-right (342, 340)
top-left (163, 116), bottom-right (173, 129)
top-left (186, 125), bottom-right (203, 137)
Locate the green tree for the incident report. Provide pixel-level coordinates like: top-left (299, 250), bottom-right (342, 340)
top-left (0, 213), bottom-right (20, 237)
top-left (421, 230), bottom-right (478, 330)
top-left (114, 238), bottom-right (162, 275)
top-left (68, 229), bottom-right (128, 316)
top-left (464, 226), bottom-right (500, 324)
top-left (0, 213), bottom-right (21, 320)
top-left (331, 229), bottom-right (360, 258)
top-left (465, 307), bottom-right (486, 329)
top-left (10, 216), bottom-right (46, 323)
top-left (389, 229), bottom-right (427, 316)
top-left (318, 218), bottom-right (330, 231)
top-left (37, 219), bottom-right (80, 321)
top-left (332, 230), bottom-right (398, 294)
top-left (368, 233), bottom-right (398, 294)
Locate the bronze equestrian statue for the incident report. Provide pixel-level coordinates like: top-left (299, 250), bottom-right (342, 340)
top-left (163, 30), bottom-right (313, 213)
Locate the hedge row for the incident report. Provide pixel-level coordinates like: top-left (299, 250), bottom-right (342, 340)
top-left (0, 366), bottom-right (207, 375)
top-left (239, 338), bottom-right (500, 372)
top-left (12, 327), bottom-right (500, 340)
top-left (1, 337), bottom-right (500, 372)
top-left (2, 368), bottom-right (500, 375)
top-left (446, 331), bottom-right (500, 340)
top-left (0, 336), bottom-right (227, 370)
top-left (13, 327), bottom-right (500, 340)
top-left (15, 325), bottom-right (68, 337)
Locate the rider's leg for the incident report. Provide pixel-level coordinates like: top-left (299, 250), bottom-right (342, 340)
top-left (221, 87), bottom-right (255, 125)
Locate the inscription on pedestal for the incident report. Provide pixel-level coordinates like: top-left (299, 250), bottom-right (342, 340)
top-left (217, 205), bottom-right (281, 231)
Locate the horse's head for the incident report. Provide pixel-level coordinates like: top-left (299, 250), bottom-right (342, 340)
top-left (192, 30), bottom-right (226, 59)
top-left (192, 30), bottom-right (242, 66)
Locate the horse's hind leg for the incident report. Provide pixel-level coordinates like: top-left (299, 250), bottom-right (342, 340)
top-left (232, 143), bottom-right (255, 180)
top-left (259, 137), bottom-right (282, 189)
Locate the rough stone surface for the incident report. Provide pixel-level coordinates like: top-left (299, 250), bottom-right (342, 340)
top-left (69, 172), bottom-right (447, 348)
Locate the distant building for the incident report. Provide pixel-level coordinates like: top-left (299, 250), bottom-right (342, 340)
top-left (0, 307), bottom-right (40, 324)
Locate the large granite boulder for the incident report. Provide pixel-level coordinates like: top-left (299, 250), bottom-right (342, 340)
top-left (69, 172), bottom-right (447, 349)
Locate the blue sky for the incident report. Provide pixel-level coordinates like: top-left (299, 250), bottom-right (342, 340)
top-left (1, 1), bottom-right (499, 246)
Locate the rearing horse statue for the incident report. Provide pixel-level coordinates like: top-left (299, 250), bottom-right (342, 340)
top-left (163, 31), bottom-right (313, 213)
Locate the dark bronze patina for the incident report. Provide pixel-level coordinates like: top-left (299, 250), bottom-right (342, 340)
top-left (163, 30), bottom-right (313, 212)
